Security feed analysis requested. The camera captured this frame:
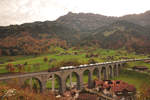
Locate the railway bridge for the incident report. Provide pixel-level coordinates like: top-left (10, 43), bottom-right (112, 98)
top-left (0, 58), bottom-right (149, 93)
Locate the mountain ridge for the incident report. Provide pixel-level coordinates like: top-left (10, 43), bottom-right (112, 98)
top-left (0, 10), bottom-right (150, 55)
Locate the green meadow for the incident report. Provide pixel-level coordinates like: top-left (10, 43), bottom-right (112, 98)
top-left (112, 69), bottom-right (150, 90)
top-left (0, 47), bottom-right (148, 74)
top-left (0, 47), bottom-right (150, 91)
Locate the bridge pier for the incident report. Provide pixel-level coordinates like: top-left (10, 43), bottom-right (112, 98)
top-left (88, 70), bottom-right (93, 88)
top-left (109, 65), bottom-right (114, 78)
top-left (79, 73), bottom-right (84, 90)
top-left (41, 80), bottom-right (46, 93)
top-left (103, 68), bottom-right (107, 80)
top-left (98, 68), bottom-right (101, 80)
top-left (111, 66), bottom-right (114, 78)
top-left (106, 67), bottom-right (109, 80)
top-left (29, 78), bottom-right (33, 91)
top-left (61, 77), bottom-right (67, 94)
top-left (52, 74), bottom-right (55, 91)
top-left (69, 73), bottom-right (73, 88)
top-left (108, 65), bottom-right (114, 79)
top-left (116, 65), bottom-right (119, 77)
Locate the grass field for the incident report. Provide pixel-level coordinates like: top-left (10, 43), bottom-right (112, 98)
top-left (0, 47), bottom-right (150, 92)
top-left (112, 69), bottom-right (150, 90)
top-left (125, 61), bottom-right (150, 69)
top-left (0, 47), bottom-right (148, 74)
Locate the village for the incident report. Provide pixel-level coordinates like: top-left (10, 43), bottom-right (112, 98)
top-left (55, 79), bottom-right (136, 100)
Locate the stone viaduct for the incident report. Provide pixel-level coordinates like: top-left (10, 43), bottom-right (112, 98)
top-left (0, 58), bottom-right (149, 94)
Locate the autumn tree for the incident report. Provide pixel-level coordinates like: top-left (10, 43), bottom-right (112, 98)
top-left (137, 84), bottom-right (150, 100)
top-left (6, 63), bottom-right (15, 73)
top-left (17, 64), bottom-right (25, 73)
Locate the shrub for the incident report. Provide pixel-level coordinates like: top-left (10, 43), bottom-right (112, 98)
top-left (43, 57), bottom-right (48, 62)
top-left (74, 52), bottom-right (78, 55)
top-left (56, 58), bottom-right (82, 67)
top-left (6, 63), bottom-right (15, 72)
top-left (137, 84), bottom-right (150, 100)
top-left (85, 54), bottom-right (89, 58)
top-left (16, 64), bottom-right (25, 73)
top-left (24, 62), bottom-right (28, 65)
top-left (88, 59), bottom-right (97, 64)
top-left (0, 84), bottom-right (57, 100)
top-left (85, 53), bottom-right (99, 58)
top-left (49, 59), bottom-right (57, 63)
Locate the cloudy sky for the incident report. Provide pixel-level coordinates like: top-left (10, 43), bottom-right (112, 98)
top-left (0, 0), bottom-right (150, 26)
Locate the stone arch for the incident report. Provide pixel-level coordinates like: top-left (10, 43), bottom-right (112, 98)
top-left (54, 74), bottom-right (62, 92)
top-left (101, 66), bottom-right (107, 80)
top-left (23, 76), bottom-right (43, 93)
top-left (31, 77), bottom-right (43, 93)
top-left (65, 71), bottom-right (80, 90)
top-left (108, 65), bottom-right (113, 79)
top-left (83, 69), bottom-right (93, 88)
top-left (45, 74), bottom-right (54, 91)
top-left (93, 67), bottom-right (100, 80)
top-left (46, 74), bottom-right (62, 93)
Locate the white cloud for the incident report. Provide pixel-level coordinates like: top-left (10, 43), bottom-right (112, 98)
top-left (0, 0), bottom-right (150, 26)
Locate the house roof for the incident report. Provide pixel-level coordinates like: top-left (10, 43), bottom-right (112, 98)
top-left (94, 80), bottom-right (136, 93)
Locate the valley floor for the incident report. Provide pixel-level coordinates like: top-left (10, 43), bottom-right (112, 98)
top-left (0, 47), bottom-right (150, 99)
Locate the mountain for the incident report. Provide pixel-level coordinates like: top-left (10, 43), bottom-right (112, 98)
top-left (81, 20), bottom-right (150, 53)
top-left (57, 11), bottom-right (150, 31)
top-left (56, 12), bottom-right (117, 32)
top-left (121, 11), bottom-right (150, 26)
top-left (0, 11), bottom-right (150, 55)
top-left (0, 21), bottom-right (77, 40)
top-left (0, 21), bottom-right (77, 55)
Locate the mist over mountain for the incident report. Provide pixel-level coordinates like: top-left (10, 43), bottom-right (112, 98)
top-left (56, 12), bottom-right (117, 32)
top-left (57, 10), bottom-right (150, 30)
top-left (0, 10), bottom-right (150, 55)
top-left (81, 20), bottom-right (150, 53)
top-left (121, 10), bottom-right (150, 26)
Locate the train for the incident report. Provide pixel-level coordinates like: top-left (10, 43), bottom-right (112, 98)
top-left (48, 66), bottom-right (76, 72)
top-left (48, 59), bottom-right (137, 72)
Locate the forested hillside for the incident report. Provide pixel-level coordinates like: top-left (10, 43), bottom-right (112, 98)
top-left (0, 11), bottom-right (150, 55)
